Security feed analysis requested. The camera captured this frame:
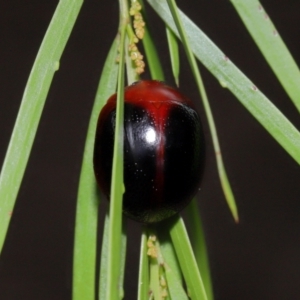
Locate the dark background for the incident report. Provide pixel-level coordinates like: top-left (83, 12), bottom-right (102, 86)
top-left (0, 0), bottom-right (300, 299)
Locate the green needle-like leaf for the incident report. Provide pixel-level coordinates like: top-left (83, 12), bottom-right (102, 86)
top-left (164, 262), bottom-right (189, 300)
top-left (99, 215), bottom-right (110, 300)
top-left (186, 200), bottom-right (213, 300)
top-left (0, 0), bottom-right (84, 255)
top-left (169, 216), bottom-right (208, 300)
top-left (231, 0), bottom-right (300, 113)
top-left (140, 0), bottom-right (165, 81)
top-left (106, 24), bottom-right (126, 300)
top-left (73, 39), bottom-right (118, 300)
top-left (166, 26), bottom-right (180, 86)
top-left (165, 0), bottom-right (238, 221)
top-left (159, 234), bottom-right (182, 284)
top-left (147, 0), bottom-right (300, 165)
top-left (142, 27), bottom-right (165, 81)
top-left (158, 230), bottom-right (188, 299)
top-left (118, 221), bottom-right (127, 299)
top-left (99, 216), bottom-right (126, 300)
top-left (149, 251), bottom-right (161, 299)
top-left (138, 228), bottom-right (150, 300)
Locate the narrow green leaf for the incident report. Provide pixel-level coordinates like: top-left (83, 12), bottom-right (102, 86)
top-left (118, 221), bottom-right (127, 299)
top-left (231, 0), bottom-right (300, 113)
top-left (218, 159), bottom-right (238, 221)
top-left (138, 228), bottom-right (150, 300)
top-left (186, 200), bottom-right (213, 300)
top-left (99, 216), bottom-right (126, 300)
top-left (0, 0), bottom-right (84, 255)
top-left (158, 230), bottom-right (188, 300)
top-left (147, 0), bottom-right (300, 165)
top-left (149, 255), bottom-right (161, 300)
top-left (106, 24), bottom-right (126, 300)
top-left (142, 27), bottom-right (165, 81)
top-left (73, 39), bottom-right (118, 300)
top-left (164, 262), bottom-right (189, 300)
top-left (159, 234), bottom-right (182, 284)
top-left (140, 0), bottom-right (165, 81)
top-left (166, 26), bottom-right (180, 86)
top-left (99, 215), bottom-right (110, 300)
top-left (169, 216), bottom-right (208, 300)
top-left (165, 0), bottom-right (238, 221)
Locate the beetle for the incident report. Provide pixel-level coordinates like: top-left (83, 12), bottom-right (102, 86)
top-left (93, 80), bottom-right (205, 223)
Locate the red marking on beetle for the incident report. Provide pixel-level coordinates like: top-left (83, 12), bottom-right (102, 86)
top-left (146, 101), bottom-right (170, 206)
top-left (124, 81), bottom-right (195, 208)
top-left (152, 102), bottom-right (162, 109)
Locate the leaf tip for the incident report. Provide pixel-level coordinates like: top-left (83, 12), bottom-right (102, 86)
top-left (227, 197), bottom-right (239, 224)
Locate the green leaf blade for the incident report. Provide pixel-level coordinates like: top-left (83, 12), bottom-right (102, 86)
top-left (0, 0), bottom-right (84, 255)
top-left (231, 0), bottom-right (300, 113)
top-left (143, 27), bottom-right (165, 81)
top-left (186, 200), bottom-right (213, 300)
top-left (106, 25), bottom-right (126, 300)
top-left (166, 26), bottom-right (180, 86)
top-left (138, 229), bottom-right (150, 300)
top-left (99, 216), bottom-right (126, 300)
top-left (158, 230), bottom-right (189, 300)
top-left (164, 267), bottom-right (189, 300)
top-left (72, 39), bottom-right (118, 300)
top-left (165, 0), bottom-right (238, 221)
top-left (99, 215), bottom-right (110, 300)
top-left (139, 0), bottom-right (165, 81)
top-left (216, 156), bottom-right (238, 222)
top-left (147, 0), bottom-right (300, 165)
top-left (169, 216), bottom-right (208, 300)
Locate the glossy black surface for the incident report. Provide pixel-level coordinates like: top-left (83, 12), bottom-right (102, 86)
top-left (93, 81), bottom-right (205, 223)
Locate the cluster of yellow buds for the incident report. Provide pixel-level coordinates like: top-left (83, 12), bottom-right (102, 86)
top-left (128, 42), bottom-right (145, 74)
top-left (129, 1), bottom-right (145, 39)
top-left (147, 235), bottom-right (158, 258)
top-left (128, 0), bottom-right (146, 75)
